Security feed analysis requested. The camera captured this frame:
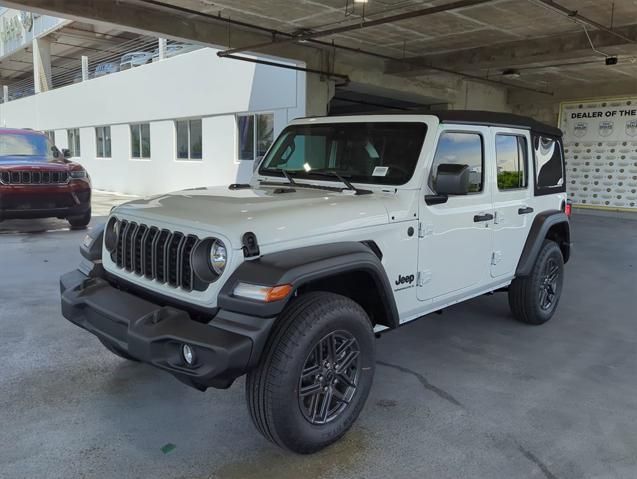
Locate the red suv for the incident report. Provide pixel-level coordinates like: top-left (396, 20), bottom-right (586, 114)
top-left (0, 128), bottom-right (91, 227)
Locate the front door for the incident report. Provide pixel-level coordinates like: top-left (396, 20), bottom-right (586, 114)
top-left (417, 126), bottom-right (494, 302)
top-left (490, 129), bottom-right (534, 278)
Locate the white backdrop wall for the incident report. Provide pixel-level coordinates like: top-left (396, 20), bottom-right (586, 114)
top-left (0, 48), bottom-right (306, 195)
top-left (560, 97), bottom-right (637, 210)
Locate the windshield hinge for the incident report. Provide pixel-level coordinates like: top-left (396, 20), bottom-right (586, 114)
top-left (242, 232), bottom-right (260, 258)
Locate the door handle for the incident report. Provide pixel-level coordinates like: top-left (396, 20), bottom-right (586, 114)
top-left (473, 213), bottom-right (494, 222)
top-left (518, 206), bottom-right (534, 215)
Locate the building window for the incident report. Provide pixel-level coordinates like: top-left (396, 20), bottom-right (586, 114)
top-left (237, 113), bottom-right (274, 161)
top-left (67, 128), bottom-right (81, 157)
top-left (130, 123), bottom-right (151, 159)
top-left (430, 131), bottom-right (483, 193)
top-left (496, 134), bottom-right (527, 190)
top-left (95, 126), bottom-right (112, 158)
top-left (175, 119), bottom-right (202, 160)
top-left (533, 135), bottom-right (564, 190)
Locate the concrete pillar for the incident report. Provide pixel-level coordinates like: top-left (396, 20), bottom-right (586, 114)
top-left (305, 73), bottom-right (335, 117)
top-left (33, 36), bottom-right (52, 93)
top-left (81, 56), bottom-right (89, 81)
top-left (3, 85), bottom-right (8, 103)
top-left (158, 37), bottom-right (167, 61)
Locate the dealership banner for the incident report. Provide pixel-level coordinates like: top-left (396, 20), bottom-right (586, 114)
top-left (559, 98), bottom-right (637, 210)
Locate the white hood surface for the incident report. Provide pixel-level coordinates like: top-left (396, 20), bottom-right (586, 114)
top-left (113, 184), bottom-right (392, 249)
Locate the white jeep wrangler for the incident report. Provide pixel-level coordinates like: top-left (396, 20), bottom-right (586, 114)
top-left (61, 111), bottom-right (571, 453)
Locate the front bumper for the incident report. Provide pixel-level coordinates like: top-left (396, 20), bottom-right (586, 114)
top-left (60, 267), bottom-right (276, 390)
top-left (0, 186), bottom-right (91, 220)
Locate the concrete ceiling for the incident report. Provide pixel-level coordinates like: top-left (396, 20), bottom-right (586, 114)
top-left (2, 0), bottom-right (635, 96)
top-left (122, 0), bottom-right (637, 90)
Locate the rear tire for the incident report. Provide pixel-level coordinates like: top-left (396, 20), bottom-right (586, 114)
top-left (246, 292), bottom-right (375, 454)
top-left (509, 239), bottom-right (564, 325)
top-left (67, 208), bottom-right (91, 229)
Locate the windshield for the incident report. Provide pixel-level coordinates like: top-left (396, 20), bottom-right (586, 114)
top-left (259, 122), bottom-right (427, 185)
top-left (0, 133), bottom-right (55, 159)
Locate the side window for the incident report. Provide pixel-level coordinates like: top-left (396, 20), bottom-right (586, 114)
top-left (495, 134), bottom-right (527, 190)
top-left (130, 123), bottom-right (151, 159)
top-left (237, 113), bottom-right (275, 161)
top-left (95, 126), bottom-right (111, 158)
top-left (176, 119), bottom-right (202, 160)
top-left (533, 135), bottom-right (564, 190)
top-left (67, 128), bottom-right (81, 157)
top-left (430, 131), bottom-right (483, 193)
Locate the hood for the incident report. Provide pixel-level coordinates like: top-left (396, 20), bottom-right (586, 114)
top-left (0, 156), bottom-right (70, 168)
top-left (113, 184), bottom-right (391, 249)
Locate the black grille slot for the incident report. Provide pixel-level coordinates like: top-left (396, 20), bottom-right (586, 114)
top-left (0, 169), bottom-right (69, 185)
top-left (111, 220), bottom-right (204, 292)
top-left (167, 233), bottom-right (184, 287)
top-left (181, 236), bottom-right (198, 291)
top-left (144, 227), bottom-right (158, 278)
top-left (155, 230), bottom-right (170, 283)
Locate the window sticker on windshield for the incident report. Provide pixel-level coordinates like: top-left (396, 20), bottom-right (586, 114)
top-left (372, 166), bottom-right (389, 177)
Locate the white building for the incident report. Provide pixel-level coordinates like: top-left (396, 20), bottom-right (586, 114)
top-left (0, 8), bottom-right (306, 195)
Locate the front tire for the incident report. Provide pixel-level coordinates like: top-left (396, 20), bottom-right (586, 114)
top-left (67, 208), bottom-right (91, 229)
top-left (246, 292), bottom-right (375, 454)
top-left (509, 239), bottom-right (564, 325)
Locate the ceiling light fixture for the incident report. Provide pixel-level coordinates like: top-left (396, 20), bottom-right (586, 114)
top-left (502, 69), bottom-right (521, 79)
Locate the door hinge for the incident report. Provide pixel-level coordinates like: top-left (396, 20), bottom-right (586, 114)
top-left (418, 222), bottom-right (433, 238)
top-left (491, 251), bottom-right (503, 265)
top-left (417, 270), bottom-right (432, 286)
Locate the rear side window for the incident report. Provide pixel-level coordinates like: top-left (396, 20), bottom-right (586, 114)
top-left (430, 132), bottom-right (483, 193)
top-left (533, 135), bottom-right (564, 193)
top-left (496, 134), bottom-right (528, 190)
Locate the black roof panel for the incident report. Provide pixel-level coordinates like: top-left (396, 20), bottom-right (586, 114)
top-left (430, 110), bottom-right (562, 137)
top-left (325, 109), bottom-right (562, 137)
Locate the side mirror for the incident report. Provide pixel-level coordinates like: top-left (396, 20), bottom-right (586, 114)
top-left (425, 163), bottom-right (470, 206)
top-left (62, 148), bottom-right (71, 158)
top-left (434, 163), bottom-right (470, 195)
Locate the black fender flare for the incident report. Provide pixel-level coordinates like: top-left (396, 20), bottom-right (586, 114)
top-left (218, 241), bottom-right (399, 328)
top-left (515, 210), bottom-right (570, 277)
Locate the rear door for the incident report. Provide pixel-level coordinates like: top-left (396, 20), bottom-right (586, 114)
top-left (417, 126), bottom-right (494, 302)
top-left (490, 128), bottom-right (534, 278)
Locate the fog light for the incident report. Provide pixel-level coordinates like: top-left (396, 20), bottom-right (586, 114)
top-left (182, 344), bottom-right (195, 366)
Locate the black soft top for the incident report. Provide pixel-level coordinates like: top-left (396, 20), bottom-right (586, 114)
top-left (324, 109), bottom-right (562, 138)
top-left (431, 110), bottom-right (562, 138)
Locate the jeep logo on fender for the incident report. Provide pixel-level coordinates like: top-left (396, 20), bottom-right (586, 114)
top-left (395, 274), bottom-right (415, 286)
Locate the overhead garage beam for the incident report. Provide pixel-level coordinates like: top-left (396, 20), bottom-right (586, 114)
top-left (533, 0), bottom-right (635, 44)
top-left (217, 0), bottom-right (495, 57)
top-left (386, 23), bottom-right (637, 77)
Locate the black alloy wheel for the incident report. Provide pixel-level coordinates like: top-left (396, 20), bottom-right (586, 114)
top-left (298, 330), bottom-right (361, 425)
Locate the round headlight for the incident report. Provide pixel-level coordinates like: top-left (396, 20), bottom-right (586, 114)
top-left (104, 217), bottom-right (119, 253)
top-left (210, 240), bottom-right (227, 275)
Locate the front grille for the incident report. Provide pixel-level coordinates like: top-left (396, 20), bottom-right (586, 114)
top-left (0, 170), bottom-right (69, 185)
top-left (112, 220), bottom-right (202, 292)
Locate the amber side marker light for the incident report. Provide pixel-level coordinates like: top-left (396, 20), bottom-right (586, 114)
top-left (233, 283), bottom-right (293, 302)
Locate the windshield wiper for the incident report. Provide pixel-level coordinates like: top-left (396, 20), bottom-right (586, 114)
top-left (307, 169), bottom-right (365, 195)
top-left (280, 169), bottom-right (296, 186)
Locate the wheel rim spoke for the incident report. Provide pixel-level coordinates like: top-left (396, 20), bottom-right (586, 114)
top-left (298, 330), bottom-right (361, 425)
top-left (338, 350), bottom-right (360, 371)
top-left (301, 364), bottom-right (320, 380)
top-left (300, 382), bottom-right (321, 398)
